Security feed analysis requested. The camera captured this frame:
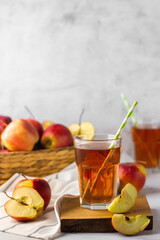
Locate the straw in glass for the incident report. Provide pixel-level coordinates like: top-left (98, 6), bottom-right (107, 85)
top-left (121, 93), bottom-right (153, 165)
top-left (121, 94), bottom-right (138, 127)
top-left (82, 101), bottom-right (138, 200)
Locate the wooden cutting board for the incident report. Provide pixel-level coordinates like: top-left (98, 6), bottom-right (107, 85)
top-left (60, 195), bottom-right (153, 232)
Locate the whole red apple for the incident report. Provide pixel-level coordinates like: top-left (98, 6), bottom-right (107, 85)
top-left (0, 115), bottom-right (12, 141)
top-left (41, 123), bottom-right (73, 148)
top-left (118, 162), bottom-right (146, 192)
top-left (1, 119), bottom-right (39, 151)
top-left (14, 178), bottom-right (51, 209)
top-left (42, 121), bottom-right (54, 131)
top-left (26, 118), bottom-right (43, 138)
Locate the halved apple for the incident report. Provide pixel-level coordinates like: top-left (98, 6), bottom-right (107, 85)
top-left (69, 123), bottom-right (80, 137)
top-left (108, 183), bottom-right (137, 213)
top-left (69, 121), bottom-right (95, 140)
top-left (112, 214), bottom-right (150, 235)
top-left (5, 187), bottom-right (44, 221)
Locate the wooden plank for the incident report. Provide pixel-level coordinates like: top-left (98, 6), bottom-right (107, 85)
top-left (60, 195), bottom-right (153, 232)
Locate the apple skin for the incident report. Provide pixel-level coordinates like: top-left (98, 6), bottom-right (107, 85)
top-left (0, 115), bottom-right (12, 124)
top-left (42, 121), bottom-right (54, 131)
top-left (0, 149), bottom-right (10, 153)
top-left (1, 119), bottom-right (39, 151)
top-left (14, 178), bottom-right (51, 209)
top-left (0, 115), bottom-right (12, 141)
top-left (26, 119), bottom-right (43, 138)
top-left (41, 123), bottom-right (73, 149)
top-left (118, 162), bottom-right (146, 192)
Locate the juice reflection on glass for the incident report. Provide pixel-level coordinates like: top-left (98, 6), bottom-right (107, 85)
top-left (131, 124), bottom-right (160, 169)
top-left (74, 134), bottom-right (121, 210)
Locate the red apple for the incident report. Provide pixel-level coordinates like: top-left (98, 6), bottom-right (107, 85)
top-left (26, 118), bottom-right (43, 138)
top-left (14, 178), bottom-right (51, 209)
top-left (0, 149), bottom-right (10, 153)
top-left (0, 115), bottom-right (12, 141)
top-left (118, 162), bottom-right (146, 192)
top-left (42, 121), bottom-right (54, 131)
top-left (5, 187), bottom-right (44, 221)
top-left (1, 119), bottom-right (39, 151)
top-left (41, 123), bottom-right (73, 148)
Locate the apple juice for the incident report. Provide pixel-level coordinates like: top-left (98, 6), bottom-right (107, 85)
top-left (75, 146), bottom-right (121, 205)
top-left (132, 125), bottom-right (160, 168)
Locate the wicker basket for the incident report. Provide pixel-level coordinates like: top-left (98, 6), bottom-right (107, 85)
top-left (0, 146), bottom-right (75, 185)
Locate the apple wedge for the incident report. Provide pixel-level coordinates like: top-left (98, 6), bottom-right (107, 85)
top-left (112, 214), bottom-right (150, 235)
top-left (108, 183), bottom-right (137, 213)
top-left (5, 187), bottom-right (44, 221)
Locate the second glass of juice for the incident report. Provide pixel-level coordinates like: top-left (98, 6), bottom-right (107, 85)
top-left (74, 134), bottom-right (121, 210)
top-left (132, 124), bottom-right (160, 171)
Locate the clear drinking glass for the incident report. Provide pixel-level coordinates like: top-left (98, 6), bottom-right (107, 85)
top-left (131, 123), bottom-right (160, 172)
top-left (73, 134), bottom-right (121, 210)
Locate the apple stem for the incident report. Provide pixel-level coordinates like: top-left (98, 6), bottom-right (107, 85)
top-left (4, 192), bottom-right (12, 199)
top-left (79, 108), bottom-right (85, 126)
top-left (24, 105), bottom-right (35, 119)
top-left (78, 108), bottom-right (85, 134)
top-left (21, 173), bottom-right (28, 179)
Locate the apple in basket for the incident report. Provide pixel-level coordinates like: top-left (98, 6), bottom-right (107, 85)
top-left (5, 187), bottom-right (44, 221)
top-left (0, 115), bottom-right (12, 140)
top-left (14, 177), bottom-right (51, 209)
top-left (26, 118), bottom-right (43, 138)
top-left (41, 123), bottom-right (73, 148)
top-left (69, 121), bottom-right (95, 140)
top-left (1, 119), bottom-right (39, 151)
top-left (42, 120), bottom-right (54, 131)
top-left (118, 162), bottom-right (146, 192)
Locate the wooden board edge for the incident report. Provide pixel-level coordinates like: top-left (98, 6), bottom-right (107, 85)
top-left (61, 215), bottom-right (153, 233)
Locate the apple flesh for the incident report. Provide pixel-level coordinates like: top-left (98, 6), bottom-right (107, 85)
top-left (5, 187), bottom-right (44, 221)
top-left (42, 121), bottom-right (54, 131)
top-left (118, 162), bottom-right (146, 192)
top-left (1, 119), bottom-right (39, 151)
top-left (108, 183), bottom-right (137, 213)
top-left (69, 121), bottom-right (95, 139)
top-left (112, 214), bottom-right (150, 235)
top-left (41, 123), bottom-right (73, 149)
top-left (15, 178), bottom-right (51, 209)
top-left (26, 119), bottom-right (43, 138)
top-left (69, 123), bottom-right (80, 137)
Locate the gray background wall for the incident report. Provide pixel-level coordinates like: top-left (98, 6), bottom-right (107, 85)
top-left (0, 0), bottom-right (160, 155)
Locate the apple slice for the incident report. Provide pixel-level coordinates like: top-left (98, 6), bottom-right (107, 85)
top-left (108, 183), bottom-right (137, 213)
top-left (112, 214), bottom-right (150, 235)
top-left (69, 123), bottom-right (80, 137)
top-left (5, 187), bottom-right (44, 221)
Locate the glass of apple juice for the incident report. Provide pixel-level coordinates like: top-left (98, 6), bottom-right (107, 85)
top-left (131, 123), bottom-right (160, 172)
top-left (73, 134), bottom-right (121, 210)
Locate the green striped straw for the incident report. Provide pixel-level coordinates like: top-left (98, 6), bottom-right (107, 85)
top-left (121, 93), bottom-right (138, 127)
top-left (110, 100), bottom-right (138, 148)
top-left (82, 101), bottom-right (138, 199)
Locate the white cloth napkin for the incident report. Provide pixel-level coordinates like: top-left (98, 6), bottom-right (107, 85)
top-left (0, 152), bottom-right (131, 240)
top-left (0, 162), bottom-right (79, 240)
